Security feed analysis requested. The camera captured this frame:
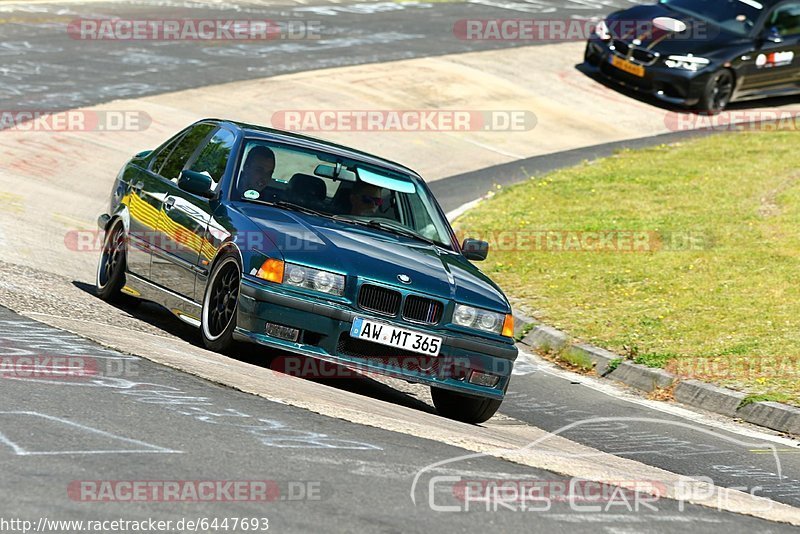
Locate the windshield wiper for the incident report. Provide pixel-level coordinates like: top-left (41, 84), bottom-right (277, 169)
top-left (272, 200), bottom-right (331, 218)
top-left (246, 198), bottom-right (446, 247)
top-left (364, 219), bottom-right (441, 247)
top-left (245, 198), bottom-right (333, 219)
top-left (322, 215), bottom-right (434, 245)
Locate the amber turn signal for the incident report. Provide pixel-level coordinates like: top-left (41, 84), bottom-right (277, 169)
top-left (502, 314), bottom-right (514, 338)
top-left (256, 258), bottom-right (285, 283)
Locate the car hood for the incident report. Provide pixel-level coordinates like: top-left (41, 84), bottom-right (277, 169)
top-left (238, 204), bottom-right (510, 312)
top-left (607, 4), bottom-right (742, 57)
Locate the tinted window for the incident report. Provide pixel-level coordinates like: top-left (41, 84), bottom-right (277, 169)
top-left (151, 133), bottom-right (185, 175)
top-left (658, 0), bottom-right (762, 35)
top-left (189, 128), bottom-right (235, 189)
top-left (770, 3), bottom-right (800, 36)
top-left (159, 123), bottom-right (215, 182)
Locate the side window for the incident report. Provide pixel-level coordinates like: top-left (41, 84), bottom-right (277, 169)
top-left (189, 128), bottom-right (235, 190)
top-left (159, 123), bottom-right (215, 182)
top-left (150, 133), bottom-right (185, 175)
top-left (770, 3), bottom-right (800, 36)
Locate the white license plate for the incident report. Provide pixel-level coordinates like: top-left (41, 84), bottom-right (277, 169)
top-left (350, 317), bottom-right (442, 356)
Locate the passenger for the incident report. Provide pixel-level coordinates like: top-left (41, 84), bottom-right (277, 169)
top-left (348, 182), bottom-right (385, 217)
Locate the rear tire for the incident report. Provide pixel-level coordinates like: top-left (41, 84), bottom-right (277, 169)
top-left (201, 254), bottom-right (241, 352)
top-left (431, 387), bottom-right (502, 424)
top-left (697, 69), bottom-right (734, 115)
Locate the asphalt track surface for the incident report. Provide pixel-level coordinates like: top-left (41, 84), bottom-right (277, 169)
top-left (2, 304), bottom-right (790, 533)
top-left (430, 128), bottom-right (715, 213)
top-left (505, 354), bottom-right (800, 509)
top-left (0, 0), bottom-right (646, 112)
top-left (2, 0), bottom-right (800, 531)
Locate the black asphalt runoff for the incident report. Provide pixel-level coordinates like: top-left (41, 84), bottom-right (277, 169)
top-left (0, 305), bottom-right (787, 532)
top-left (2, 0), bottom-right (800, 529)
top-left (430, 128), bottom-right (716, 213)
top-left (504, 357), bottom-right (800, 510)
top-left (0, 0), bottom-right (637, 113)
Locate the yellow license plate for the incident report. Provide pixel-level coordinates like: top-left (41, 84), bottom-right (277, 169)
top-left (610, 55), bottom-right (645, 78)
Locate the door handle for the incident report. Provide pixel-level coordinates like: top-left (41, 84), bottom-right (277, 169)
top-left (164, 197), bottom-right (175, 211)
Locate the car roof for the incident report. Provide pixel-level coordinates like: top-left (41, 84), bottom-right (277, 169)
top-left (666, 0), bottom-right (781, 7)
top-left (639, 0), bottom-right (781, 10)
top-left (736, 0), bottom-right (781, 9)
top-left (736, 0), bottom-right (780, 8)
top-left (207, 119), bottom-right (422, 180)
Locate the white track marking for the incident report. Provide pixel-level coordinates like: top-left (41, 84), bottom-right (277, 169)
top-left (0, 411), bottom-right (180, 455)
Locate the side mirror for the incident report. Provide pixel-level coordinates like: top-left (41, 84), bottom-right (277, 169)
top-left (462, 238), bottom-right (489, 261)
top-left (763, 26), bottom-right (783, 43)
top-left (134, 150), bottom-right (153, 159)
top-left (178, 170), bottom-right (214, 198)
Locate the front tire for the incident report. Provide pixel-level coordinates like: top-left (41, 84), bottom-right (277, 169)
top-left (96, 221), bottom-right (128, 302)
top-left (697, 69), bottom-right (734, 114)
top-left (201, 254), bottom-right (241, 352)
top-left (431, 387), bottom-right (502, 424)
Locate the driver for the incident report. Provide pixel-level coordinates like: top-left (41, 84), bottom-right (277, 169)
top-left (240, 146), bottom-right (276, 194)
top-left (348, 182), bottom-right (385, 217)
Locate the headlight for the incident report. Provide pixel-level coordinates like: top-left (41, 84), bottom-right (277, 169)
top-left (453, 304), bottom-right (477, 325)
top-left (283, 263), bottom-right (345, 296)
top-left (664, 55), bottom-right (709, 71)
top-left (593, 20), bottom-right (611, 40)
top-left (453, 304), bottom-right (513, 337)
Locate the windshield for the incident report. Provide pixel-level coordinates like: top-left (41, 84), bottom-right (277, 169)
top-left (659, 0), bottom-right (763, 36)
top-left (234, 140), bottom-right (454, 248)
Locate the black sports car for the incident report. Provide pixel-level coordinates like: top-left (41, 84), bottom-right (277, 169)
top-left (585, 0), bottom-right (800, 113)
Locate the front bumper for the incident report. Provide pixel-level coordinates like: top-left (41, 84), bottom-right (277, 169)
top-left (584, 39), bottom-right (712, 107)
top-left (235, 278), bottom-right (518, 400)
